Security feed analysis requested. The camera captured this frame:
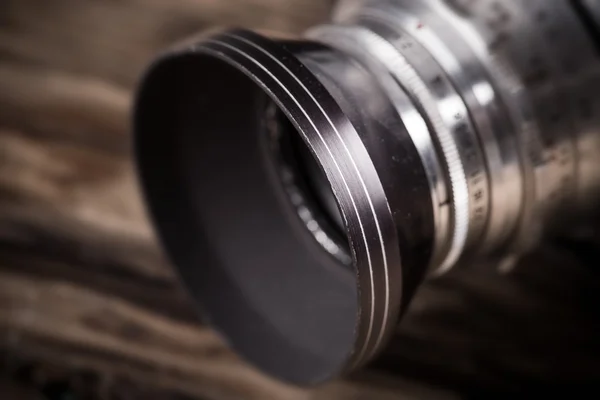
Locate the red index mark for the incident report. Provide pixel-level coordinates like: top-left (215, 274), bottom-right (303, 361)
top-left (417, 22), bottom-right (424, 29)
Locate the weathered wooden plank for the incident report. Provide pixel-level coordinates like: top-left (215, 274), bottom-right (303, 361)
top-left (0, 0), bottom-right (333, 87)
top-left (0, 129), bottom-right (169, 282)
top-left (0, 64), bottom-right (130, 153)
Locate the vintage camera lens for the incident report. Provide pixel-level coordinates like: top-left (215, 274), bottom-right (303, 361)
top-left (134, 0), bottom-right (600, 384)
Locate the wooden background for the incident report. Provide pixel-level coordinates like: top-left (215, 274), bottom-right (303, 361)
top-left (1, 0), bottom-right (600, 398)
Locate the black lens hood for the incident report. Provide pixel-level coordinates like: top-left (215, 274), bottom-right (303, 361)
top-left (134, 29), bottom-right (434, 384)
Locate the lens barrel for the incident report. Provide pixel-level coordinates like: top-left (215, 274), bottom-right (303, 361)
top-left (134, 0), bottom-right (600, 384)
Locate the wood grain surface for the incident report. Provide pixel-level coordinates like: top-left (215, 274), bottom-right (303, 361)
top-left (1, 0), bottom-right (600, 398)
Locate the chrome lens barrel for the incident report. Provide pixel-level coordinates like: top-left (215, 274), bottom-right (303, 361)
top-left (331, 0), bottom-right (600, 264)
top-left (134, 0), bottom-right (600, 384)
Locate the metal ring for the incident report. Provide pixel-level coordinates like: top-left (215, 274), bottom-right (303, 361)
top-left (310, 24), bottom-right (476, 272)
